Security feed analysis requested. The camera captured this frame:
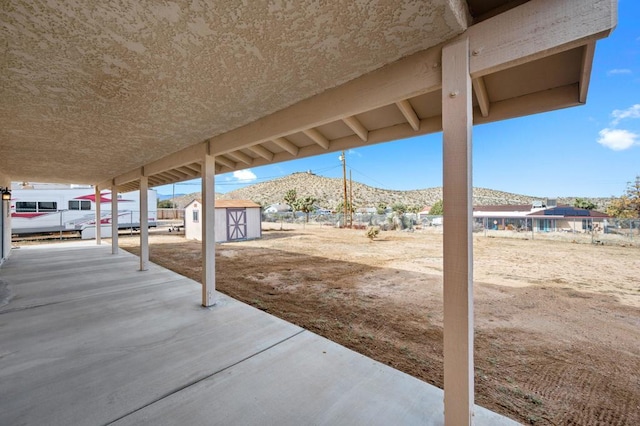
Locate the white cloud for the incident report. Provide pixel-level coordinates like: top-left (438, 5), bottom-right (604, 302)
top-left (607, 68), bottom-right (632, 76)
top-left (597, 128), bottom-right (639, 151)
top-left (611, 104), bottom-right (640, 125)
top-left (232, 169), bottom-right (257, 182)
top-left (348, 149), bottom-right (362, 158)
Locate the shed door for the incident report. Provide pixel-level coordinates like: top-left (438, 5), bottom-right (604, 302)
top-left (227, 208), bottom-right (247, 241)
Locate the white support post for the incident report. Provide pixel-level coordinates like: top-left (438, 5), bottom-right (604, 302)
top-left (139, 176), bottom-right (149, 271)
top-left (442, 37), bottom-right (474, 426)
top-left (111, 185), bottom-right (118, 254)
top-left (94, 186), bottom-right (101, 245)
top-left (202, 154), bottom-right (216, 307)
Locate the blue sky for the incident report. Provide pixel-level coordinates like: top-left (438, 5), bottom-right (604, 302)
top-left (159, 2), bottom-right (639, 199)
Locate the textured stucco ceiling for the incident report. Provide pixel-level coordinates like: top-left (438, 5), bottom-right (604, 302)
top-left (0, 0), bottom-right (470, 184)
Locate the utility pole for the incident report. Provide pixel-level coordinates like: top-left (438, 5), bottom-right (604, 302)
top-left (349, 170), bottom-right (353, 227)
top-left (340, 150), bottom-right (348, 228)
top-left (172, 183), bottom-right (176, 218)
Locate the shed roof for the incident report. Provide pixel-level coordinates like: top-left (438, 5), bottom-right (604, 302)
top-left (186, 199), bottom-right (260, 209)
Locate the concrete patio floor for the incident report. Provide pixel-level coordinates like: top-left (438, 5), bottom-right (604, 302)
top-left (0, 242), bottom-right (518, 425)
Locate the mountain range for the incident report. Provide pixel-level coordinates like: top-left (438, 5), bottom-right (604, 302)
top-left (161, 172), bottom-right (610, 211)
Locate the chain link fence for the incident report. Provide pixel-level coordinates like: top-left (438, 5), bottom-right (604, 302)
top-left (262, 212), bottom-right (444, 231)
top-left (262, 212), bottom-right (637, 246)
top-left (473, 216), bottom-right (639, 246)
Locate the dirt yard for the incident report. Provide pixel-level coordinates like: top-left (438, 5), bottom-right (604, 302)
top-left (118, 224), bottom-right (640, 425)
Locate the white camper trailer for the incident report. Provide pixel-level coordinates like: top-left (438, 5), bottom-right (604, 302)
top-left (10, 185), bottom-right (157, 235)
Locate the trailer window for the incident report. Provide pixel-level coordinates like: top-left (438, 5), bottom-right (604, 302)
top-left (16, 201), bottom-right (37, 212)
top-left (38, 202), bottom-right (57, 212)
top-left (69, 200), bottom-right (91, 210)
top-left (193, 210), bottom-right (199, 223)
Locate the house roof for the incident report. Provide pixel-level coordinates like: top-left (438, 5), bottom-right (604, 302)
top-left (265, 203), bottom-right (291, 212)
top-left (473, 204), bottom-right (611, 218)
top-left (186, 199), bottom-right (260, 209)
top-left (0, 1), bottom-right (616, 191)
top-left (473, 204), bottom-right (534, 212)
top-left (527, 206), bottom-right (610, 218)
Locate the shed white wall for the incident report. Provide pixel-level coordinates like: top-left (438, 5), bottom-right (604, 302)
top-left (184, 203), bottom-right (202, 241)
top-left (214, 208), bottom-right (227, 242)
top-left (246, 208), bottom-right (262, 240)
top-left (185, 204), bottom-right (261, 242)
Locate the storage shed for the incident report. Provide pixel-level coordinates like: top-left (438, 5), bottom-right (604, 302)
top-left (184, 199), bottom-right (261, 242)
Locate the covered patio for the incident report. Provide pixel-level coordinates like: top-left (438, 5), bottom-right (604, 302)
top-left (0, 1), bottom-right (617, 424)
top-left (0, 242), bottom-right (516, 425)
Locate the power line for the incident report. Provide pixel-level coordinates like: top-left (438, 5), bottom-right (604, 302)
top-left (347, 166), bottom-right (392, 190)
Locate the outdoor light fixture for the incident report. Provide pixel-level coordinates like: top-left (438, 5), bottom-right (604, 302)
top-left (1, 187), bottom-right (11, 201)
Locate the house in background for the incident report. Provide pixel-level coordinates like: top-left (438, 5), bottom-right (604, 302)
top-left (527, 206), bottom-right (611, 233)
top-left (185, 199), bottom-right (261, 242)
top-left (473, 204), bottom-right (610, 232)
top-left (418, 206), bottom-right (434, 220)
top-left (264, 203), bottom-right (291, 214)
top-left (473, 204), bottom-right (543, 230)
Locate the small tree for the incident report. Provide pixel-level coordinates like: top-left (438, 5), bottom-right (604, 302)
top-left (573, 198), bottom-right (596, 210)
top-left (158, 199), bottom-right (175, 208)
top-left (391, 202), bottom-right (407, 215)
top-left (626, 175), bottom-right (640, 217)
top-left (365, 226), bottom-right (380, 241)
top-left (284, 189), bottom-right (297, 212)
top-left (376, 202), bottom-right (387, 215)
top-left (606, 196), bottom-right (636, 218)
top-left (293, 196), bottom-right (318, 222)
top-left (429, 199), bottom-right (444, 215)
top-left (335, 200), bottom-right (355, 214)
top-left (606, 176), bottom-right (640, 218)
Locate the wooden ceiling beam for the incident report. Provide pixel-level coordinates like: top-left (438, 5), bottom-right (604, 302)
top-left (395, 100), bottom-right (420, 131)
top-left (472, 77), bottom-right (490, 117)
top-left (303, 128), bottom-right (330, 150)
top-left (241, 118), bottom-right (442, 171)
top-left (175, 166), bottom-right (200, 177)
top-left (215, 155), bottom-right (236, 169)
top-left (114, 168), bottom-right (142, 186)
top-left (467, 0), bottom-right (616, 78)
top-left (183, 163), bottom-right (201, 174)
top-left (209, 44), bottom-right (442, 156)
top-left (248, 144), bottom-right (275, 161)
top-left (579, 42), bottom-right (596, 103)
top-left (148, 177), bottom-right (165, 187)
top-left (272, 137), bottom-right (299, 156)
top-left (473, 83), bottom-right (579, 125)
top-left (226, 150), bottom-right (254, 165)
top-left (343, 116), bottom-right (368, 142)
top-left (166, 169), bottom-right (190, 180)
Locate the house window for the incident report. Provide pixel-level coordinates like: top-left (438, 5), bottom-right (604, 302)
top-left (537, 219), bottom-right (554, 232)
top-left (193, 210), bottom-right (199, 223)
top-left (69, 200), bottom-right (91, 210)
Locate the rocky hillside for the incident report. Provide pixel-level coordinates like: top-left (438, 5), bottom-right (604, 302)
top-left (208, 172), bottom-right (609, 210)
top-left (164, 192), bottom-right (223, 209)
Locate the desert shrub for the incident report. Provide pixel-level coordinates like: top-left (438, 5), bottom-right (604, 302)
top-left (365, 226), bottom-right (380, 241)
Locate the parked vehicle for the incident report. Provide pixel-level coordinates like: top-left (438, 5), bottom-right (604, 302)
top-left (10, 185), bottom-right (157, 235)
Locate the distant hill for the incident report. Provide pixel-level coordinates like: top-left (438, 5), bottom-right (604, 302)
top-left (157, 193), bottom-right (186, 201)
top-left (162, 192), bottom-right (223, 209)
top-left (160, 173), bottom-right (610, 211)
top-left (211, 172), bottom-right (610, 210)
